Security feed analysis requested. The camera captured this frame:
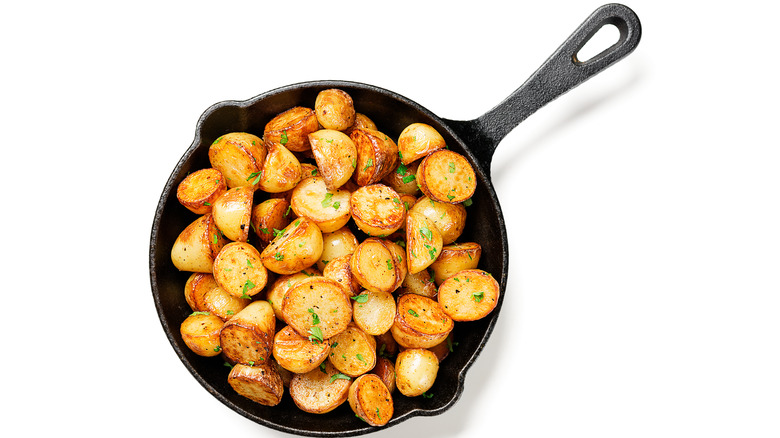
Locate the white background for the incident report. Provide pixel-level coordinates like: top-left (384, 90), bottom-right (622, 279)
top-left (3, 1), bottom-right (779, 437)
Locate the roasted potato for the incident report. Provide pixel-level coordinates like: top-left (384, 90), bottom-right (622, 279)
top-left (429, 242), bottom-right (481, 285)
top-left (322, 254), bottom-right (361, 297)
top-left (289, 360), bottom-right (351, 414)
top-left (201, 285), bottom-right (250, 321)
top-left (416, 149), bottom-right (476, 204)
top-left (257, 141), bottom-right (303, 193)
top-left (400, 268), bottom-right (437, 299)
top-left (180, 312), bottom-right (223, 357)
top-left (397, 123), bottom-right (446, 165)
top-left (343, 112), bottom-right (377, 136)
top-left (350, 238), bottom-right (405, 294)
top-left (328, 323), bottom-right (377, 377)
top-left (273, 324), bottom-right (331, 374)
top-left (348, 374), bottom-right (393, 426)
top-left (350, 128), bottom-right (398, 186)
top-left (438, 269), bottom-right (500, 321)
top-left (184, 272), bottom-right (219, 312)
top-left (260, 217), bottom-right (323, 275)
top-left (220, 300), bottom-right (276, 365)
top-left (409, 196), bottom-right (467, 245)
top-left (350, 184), bottom-right (406, 237)
top-left (318, 226), bottom-right (359, 271)
top-left (390, 293), bottom-right (453, 349)
top-left (265, 268), bottom-right (320, 321)
top-left (382, 160), bottom-right (420, 196)
top-left (394, 348), bottom-right (439, 397)
top-left (228, 362), bottom-right (284, 406)
top-left (213, 241), bottom-right (268, 299)
top-left (282, 276), bottom-right (353, 340)
top-left (208, 132), bottom-right (267, 189)
top-left (290, 176), bottom-right (352, 233)
top-left (264, 106), bottom-right (319, 152)
top-left (351, 289), bottom-right (396, 336)
top-left (251, 198), bottom-right (293, 245)
top-left (309, 129), bottom-right (357, 189)
top-left (404, 211), bottom-right (443, 275)
top-left (315, 88), bottom-right (356, 131)
top-left (370, 356), bottom-right (396, 393)
top-left (176, 168), bottom-right (227, 214)
top-left (171, 214), bottom-right (229, 273)
top-left (210, 185), bottom-right (254, 242)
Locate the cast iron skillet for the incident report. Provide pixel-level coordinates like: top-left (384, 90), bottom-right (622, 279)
top-left (150, 4), bottom-right (641, 436)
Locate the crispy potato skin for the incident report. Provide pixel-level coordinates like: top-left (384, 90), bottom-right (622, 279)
top-left (401, 268), bottom-right (437, 299)
top-left (315, 89), bottom-right (356, 131)
top-left (416, 149), bottom-right (476, 204)
top-left (350, 128), bottom-right (398, 186)
top-left (208, 132), bottom-right (266, 189)
top-left (348, 374), bottom-right (393, 426)
top-left (438, 269), bottom-right (500, 321)
top-left (409, 196), bottom-right (467, 245)
top-left (171, 214), bottom-right (229, 273)
top-left (429, 242), bottom-right (481, 285)
top-left (273, 324), bottom-right (331, 374)
top-left (228, 362), bottom-right (284, 406)
top-left (251, 198), bottom-right (292, 245)
top-left (394, 348), bottom-right (439, 397)
top-left (343, 113), bottom-right (377, 136)
top-left (177, 168), bottom-right (227, 214)
top-left (309, 129), bottom-right (357, 189)
top-left (184, 272), bottom-right (219, 312)
top-left (220, 301), bottom-right (276, 365)
top-left (264, 107), bottom-right (319, 152)
top-left (322, 254), bottom-right (361, 297)
top-left (289, 360), bottom-right (351, 414)
top-left (397, 123), bottom-right (446, 165)
top-left (391, 294), bottom-right (453, 349)
top-left (180, 313), bottom-right (223, 357)
top-left (370, 356), bottom-right (396, 393)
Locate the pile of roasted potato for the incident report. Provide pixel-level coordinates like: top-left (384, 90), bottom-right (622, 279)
top-left (171, 88), bottom-right (500, 427)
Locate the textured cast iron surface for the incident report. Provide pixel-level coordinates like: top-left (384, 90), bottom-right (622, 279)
top-left (150, 4), bottom-right (640, 437)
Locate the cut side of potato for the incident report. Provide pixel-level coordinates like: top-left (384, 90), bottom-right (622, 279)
top-left (404, 212), bottom-right (443, 275)
top-left (265, 268), bottom-right (320, 321)
top-left (228, 362), bottom-right (284, 407)
top-left (213, 242), bottom-right (268, 299)
top-left (251, 198), bottom-right (293, 245)
top-left (409, 196), bottom-right (467, 245)
top-left (350, 184), bottom-right (406, 237)
top-left (180, 312), bottom-right (224, 357)
top-left (315, 89), bottom-right (356, 131)
top-left (394, 348), bottom-right (439, 397)
top-left (281, 276), bottom-right (353, 340)
top-left (390, 293), bottom-right (453, 349)
top-left (350, 238), bottom-right (403, 294)
top-left (260, 217), bottom-right (324, 275)
top-left (348, 374), bottom-right (393, 426)
top-left (351, 289), bottom-right (396, 336)
top-left (438, 269), bottom-right (500, 321)
top-left (176, 168), bottom-right (227, 215)
top-left (211, 185), bottom-right (254, 242)
top-left (397, 123), bottom-right (446, 165)
top-left (264, 106), bottom-right (319, 152)
top-left (273, 324), bottom-right (331, 374)
top-left (350, 128), bottom-right (398, 186)
top-left (309, 129), bottom-right (358, 190)
top-left (257, 141), bottom-right (303, 193)
top-left (289, 360), bottom-right (351, 414)
top-left (322, 254), bottom-right (361, 298)
top-left (219, 301), bottom-right (276, 365)
top-left (328, 323), bottom-right (377, 377)
top-left (208, 132), bottom-right (266, 189)
top-left (290, 176), bottom-right (352, 233)
top-left (416, 149), bottom-right (476, 204)
top-left (429, 242), bottom-right (481, 285)
top-left (171, 214), bottom-right (230, 273)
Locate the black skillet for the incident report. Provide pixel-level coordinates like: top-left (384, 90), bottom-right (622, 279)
top-left (150, 4), bottom-right (641, 436)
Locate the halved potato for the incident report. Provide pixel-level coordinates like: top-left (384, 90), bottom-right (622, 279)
top-left (300, 162), bottom-right (320, 180)
top-left (318, 226), bottom-right (359, 271)
top-left (264, 106), bottom-right (319, 152)
top-left (228, 362), bottom-right (284, 406)
top-left (201, 285), bottom-right (250, 321)
top-left (328, 323), bottom-right (376, 377)
top-left (350, 128), bottom-right (398, 186)
top-left (343, 112), bottom-right (377, 136)
top-left (390, 293), bottom-right (453, 349)
top-left (265, 268), bottom-right (320, 321)
top-left (409, 196), bottom-right (467, 245)
top-left (375, 331), bottom-right (399, 358)
top-left (314, 89), bottom-right (356, 131)
top-left (251, 198), bottom-right (292, 245)
top-left (382, 159), bottom-right (420, 196)
top-left (184, 272), bottom-right (219, 312)
top-left (322, 254), bottom-right (361, 298)
top-left (350, 238), bottom-right (403, 294)
top-left (416, 149), bottom-right (476, 204)
top-left (281, 276), bottom-right (353, 340)
top-left (213, 242), bottom-right (268, 299)
top-left (370, 356), bottom-right (396, 393)
top-left (208, 132), bottom-right (266, 189)
top-left (256, 141), bottom-right (303, 193)
top-left (429, 242), bottom-right (481, 285)
top-left (180, 312), bottom-right (223, 357)
top-left (289, 360), bottom-right (351, 414)
top-left (438, 269), bottom-right (500, 321)
top-left (290, 176), bottom-right (352, 233)
top-left (211, 185), bottom-right (254, 242)
top-left (348, 374), bottom-right (393, 426)
top-left (404, 212), bottom-right (443, 274)
top-left (397, 123), bottom-right (446, 165)
top-left (385, 240), bottom-right (408, 291)
top-left (427, 332), bottom-right (455, 362)
top-left (309, 129), bottom-right (357, 189)
top-left (351, 289), bottom-right (396, 336)
top-left (171, 214), bottom-right (229, 273)
top-left (220, 300), bottom-right (276, 365)
top-left (176, 168), bottom-right (227, 214)
top-left (260, 217), bottom-right (323, 275)
top-left (273, 324), bottom-right (331, 374)
top-left (400, 268), bottom-right (437, 299)
top-left (395, 348), bottom-right (439, 397)
top-left (350, 184), bottom-right (405, 237)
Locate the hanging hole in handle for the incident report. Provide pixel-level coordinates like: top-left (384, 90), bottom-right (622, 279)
top-left (573, 22), bottom-right (622, 64)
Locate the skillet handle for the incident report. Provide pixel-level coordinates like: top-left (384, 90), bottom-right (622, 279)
top-left (444, 3), bottom-right (641, 173)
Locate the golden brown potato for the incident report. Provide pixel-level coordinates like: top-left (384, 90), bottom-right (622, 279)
top-left (382, 160), bottom-right (421, 196)
top-left (385, 240), bottom-right (408, 291)
top-left (375, 331), bottom-right (399, 358)
top-left (343, 112), bottom-right (377, 136)
top-left (397, 123), bottom-right (446, 165)
top-left (328, 323), bottom-right (377, 377)
top-left (281, 276), bottom-right (353, 340)
top-left (273, 324), bottom-right (331, 374)
top-left (180, 312), bottom-right (223, 357)
top-left (409, 196), bottom-right (467, 245)
top-left (208, 132), bottom-right (266, 189)
top-left (348, 374), bottom-right (393, 426)
top-left (405, 211), bottom-right (443, 275)
top-left (176, 168), bottom-right (227, 215)
top-left (395, 348), bottom-right (439, 397)
top-left (351, 289), bottom-right (396, 336)
top-left (201, 285), bottom-right (250, 321)
top-left (289, 360), bottom-right (351, 414)
top-left (264, 106), bottom-right (319, 152)
top-left (253, 142), bottom-right (301, 194)
top-left (171, 214), bottom-right (230, 273)
top-left (350, 238), bottom-right (404, 294)
top-left (350, 128), bottom-right (398, 186)
top-left (300, 162), bottom-right (320, 180)
top-left (322, 254), bottom-right (361, 298)
top-left (428, 332), bottom-right (455, 362)
top-left (211, 186), bottom-right (254, 242)
top-left (260, 217), bottom-right (324, 275)
top-left (290, 176), bottom-right (352, 233)
top-left (400, 268), bottom-right (437, 299)
top-left (438, 269), bottom-right (500, 321)
top-left (309, 129), bottom-right (357, 189)
top-left (318, 227), bottom-right (359, 271)
top-left (213, 242), bottom-right (268, 299)
top-left (350, 184), bottom-right (406, 237)
top-left (370, 356), bottom-right (396, 393)
top-left (184, 272), bottom-right (219, 312)
top-left (429, 242), bottom-right (481, 285)
top-left (220, 300), bottom-right (276, 365)
top-left (228, 362), bottom-right (284, 406)
top-left (390, 294), bottom-right (453, 349)
top-left (251, 198), bottom-right (293, 245)
top-left (315, 89), bottom-right (356, 131)
top-left (265, 268), bottom-right (320, 321)
top-left (416, 149), bottom-right (476, 204)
